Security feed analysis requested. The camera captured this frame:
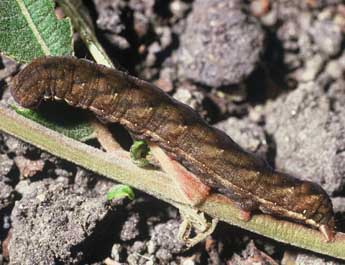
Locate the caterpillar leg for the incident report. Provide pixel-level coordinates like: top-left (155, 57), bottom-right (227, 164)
top-left (319, 225), bottom-right (334, 242)
top-left (149, 143), bottom-right (211, 206)
top-left (177, 204), bottom-right (218, 248)
top-left (238, 209), bottom-right (252, 222)
top-left (217, 188), bottom-right (257, 222)
top-left (238, 199), bottom-right (260, 222)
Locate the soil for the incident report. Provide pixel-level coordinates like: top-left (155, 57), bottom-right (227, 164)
top-left (1, 0), bottom-right (345, 264)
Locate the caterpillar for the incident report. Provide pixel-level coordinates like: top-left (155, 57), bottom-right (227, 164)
top-left (11, 56), bottom-right (335, 240)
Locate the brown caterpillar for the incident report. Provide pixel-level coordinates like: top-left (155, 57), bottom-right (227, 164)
top-left (11, 56), bottom-right (335, 240)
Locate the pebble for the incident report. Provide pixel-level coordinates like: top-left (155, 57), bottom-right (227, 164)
top-left (260, 9), bottom-right (278, 26)
top-left (325, 60), bottom-right (343, 79)
top-left (299, 54), bottom-right (325, 82)
top-left (170, 0), bottom-right (190, 19)
top-left (111, 243), bottom-right (123, 262)
top-left (311, 20), bottom-right (343, 56)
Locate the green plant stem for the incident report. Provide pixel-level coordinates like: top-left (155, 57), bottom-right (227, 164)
top-left (1, 104), bottom-right (345, 260)
top-left (56, 0), bottom-right (114, 68)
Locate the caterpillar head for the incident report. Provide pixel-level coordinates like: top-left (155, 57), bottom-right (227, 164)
top-left (11, 58), bottom-right (53, 108)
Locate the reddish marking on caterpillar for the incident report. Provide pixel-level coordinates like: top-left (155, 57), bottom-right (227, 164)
top-left (11, 56), bottom-right (335, 240)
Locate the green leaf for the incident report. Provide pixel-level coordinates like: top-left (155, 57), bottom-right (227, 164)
top-left (0, 0), bottom-right (73, 63)
top-left (11, 104), bottom-right (95, 142)
top-left (130, 140), bottom-right (150, 167)
top-left (107, 185), bottom-right (135, 201)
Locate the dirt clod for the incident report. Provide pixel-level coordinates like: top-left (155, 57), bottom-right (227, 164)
top-left (265, 82), bottom-right (345, 194)
top-left (9, 181), bottom-right (117, 264)
top-left (177, 0), bottom-right (265, 87)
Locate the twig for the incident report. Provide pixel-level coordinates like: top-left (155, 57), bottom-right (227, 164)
top-left (1, 104), bottom-right (345, 260)
top-left (89, 118), bottom-right (124, 153)
top-left (56, 0), bottom-right (115, 68)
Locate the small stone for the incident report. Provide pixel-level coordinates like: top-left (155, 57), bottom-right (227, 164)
top-left (334, 14), bottom-right (345, 30)
top-left (327, 79), bottom-right (345, 110)
top-left (134, 12), bottom-right (150, 38)
top-left (3, 135), bottom-right (35, 156)
top-left (149, 220), bottom-right (185, 263)
top-left (299, 12), bottom-right (313, 32)
top-left (228, 241), bottom-right (276, 265)
top-left (155, 26), bottom-right (172, 50)
top-left (3, 215), bottom-right (11, 230)
top-left (92, 0), bottom-right (132, 50)
top-left (110, 243), bottom-right (123, 262)
top-left (316, 72), bottom-right (333, 89)
top-left (278, 20), bottom-right (299, 42)
top-left (105, 34), bottom-right (130, 49)
top-left (182, 257), bottom-right (196, 265)
top-left (260, 9), bottom-right (278, 26)
top-left (120, 213), bottom-right (140, 241)
top-left (146, 42), bottom-right (161, 67)
top-left (311, 20), bottom-right (343, 56)
top-left (317, 8), bottom-right (334, 21)
top-left (170, 0), bottom-right (190, 19)
top-left (299, 54), bottom-right (325, 82)
top-left (0, 154), bottom-right (13, 179)
top-left (325, 60), bottom-right (343, 79)
top-left (249, 105), bottom-right (265, 124)
top-left (94, 0), bottom-right (124, 34)
top-left (14, 180), bottom-right (31, 196)
top-left (14, 156), bottom-right (45, 178)
top-left (131, 241), bottom-right (146, 253)
top-left (0, 181), bottom-right (14, 210)
top-left (173, 88), bottom-right (204, 113)
top-left (147, 240), bottom-right (157, 254)
top-left (297, 33), bottom-right (314, 58)
top-left (284, 53), bottom-right (302, 71)
top-left (127, 253), bottom-right (139, 265)
top-left (250, 0), bottom-right (270, 17)
top-left (154, 68), bottom-right (174, 93)
top-left (156, 248), bottom-right (173, 262)
top-left (331, 197), bottom-right (345, 213)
